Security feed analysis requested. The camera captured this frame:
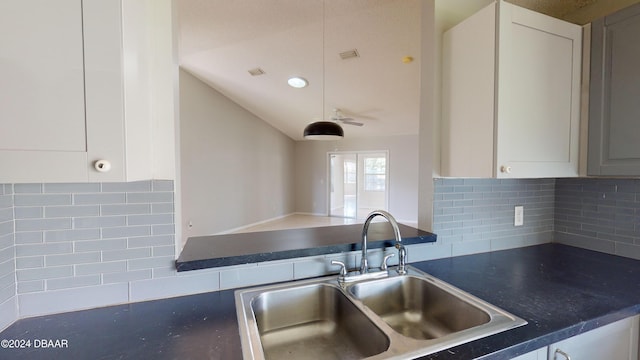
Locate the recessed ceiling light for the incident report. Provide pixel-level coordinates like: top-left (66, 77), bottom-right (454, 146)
top-left (287, 77), bottom-right (308, 88)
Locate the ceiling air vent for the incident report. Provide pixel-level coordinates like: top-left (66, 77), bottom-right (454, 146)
top-left (339, 49), bottom-right (359, 60)
top-left (248, 68), bottom-right (265, 76)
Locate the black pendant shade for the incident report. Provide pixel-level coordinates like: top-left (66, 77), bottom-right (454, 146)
top-left (303, 121), bottom-right (344, 140)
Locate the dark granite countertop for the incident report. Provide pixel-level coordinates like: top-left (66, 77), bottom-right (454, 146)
top-left (176, 223), bottom-right (436, 271)
top-left (2, 244), bottom-right (639, 359)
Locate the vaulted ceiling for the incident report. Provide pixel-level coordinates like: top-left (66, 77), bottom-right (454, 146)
top-left (176, 0), bottom-right (639, 141)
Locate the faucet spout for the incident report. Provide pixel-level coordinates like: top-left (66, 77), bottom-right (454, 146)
top-left (361, 210), bottom-right (403, 274)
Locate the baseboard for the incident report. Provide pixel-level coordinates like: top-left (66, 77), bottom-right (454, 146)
top-left (215, 213), bottom-right (296, 234)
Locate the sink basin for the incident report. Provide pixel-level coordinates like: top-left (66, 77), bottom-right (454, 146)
top-left (236, 266), bottom-right (526, 359)
top-left (348, 275), bottom-right (491, 340)
top-left (240, 283), bottom-right (389, 359)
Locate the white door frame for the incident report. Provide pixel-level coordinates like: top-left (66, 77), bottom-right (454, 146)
top-left (327, 150), bottom-right (390, 219)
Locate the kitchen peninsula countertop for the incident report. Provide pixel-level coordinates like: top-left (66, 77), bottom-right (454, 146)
top-left (2, 244), bottom-right (639, 359)
top-left (176, 222), bottom-right (436, 271)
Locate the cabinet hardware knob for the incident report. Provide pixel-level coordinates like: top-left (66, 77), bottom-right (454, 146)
top-left (554, 348), bottom-right (571, 360)
top-left (94, 160), bottom-right (112, 173)
top-left (500, 165), bottom-right (512, 174)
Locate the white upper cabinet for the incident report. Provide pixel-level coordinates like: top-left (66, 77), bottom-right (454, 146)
top-left (441, 1), bottom-right (582, 178)
top-left (0, 0), bottom-right (176, 183)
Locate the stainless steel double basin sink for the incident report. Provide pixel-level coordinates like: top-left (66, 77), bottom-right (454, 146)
top-left (235, 266), bottom-right (526, 359)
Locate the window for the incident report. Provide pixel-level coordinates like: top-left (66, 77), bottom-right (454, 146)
top-left (364, 157), bottom-right (386, 191)
top-left (344, 161), bottom-right (356, 184)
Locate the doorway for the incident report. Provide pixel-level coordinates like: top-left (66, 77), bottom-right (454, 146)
top-left (329, 151), bottom-right (389, 219)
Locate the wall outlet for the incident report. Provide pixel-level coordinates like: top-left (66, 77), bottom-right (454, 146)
top-left (514, 206), bottom-right (524, 226)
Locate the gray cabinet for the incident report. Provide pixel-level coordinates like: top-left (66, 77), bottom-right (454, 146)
top-left (588, 2), bottom-right (640, 176)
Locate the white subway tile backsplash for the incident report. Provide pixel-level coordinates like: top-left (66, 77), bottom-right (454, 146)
top-left (17, 281), bottom-right (44, 294)
top-left (152, 180), bottom-right (174, 192)
top-left (45, 205), bottom-right (100, 218)
top-left (14, 194), bottom-right (71, 206)
top-left (17, 265), bottom-right (73, 281)
top-left (152, 267), bottom-right (179, 278)
top-left (452, 239), bottom-right (491, 257)
top-left (14, 184), bottom-right (43, 194)
top-left (407, 242), bottom-right (449, 262)
top-left (433, 178), bottom-right (555, 250)
top-left (102, 225), bottom-right (151, 239)
top-left (127, 192), bottom-right (173, 204)
top-left (101, 181), bottom-right (151, 193)
top-left (18, 284), bottom-right (129, 318)
top-left (151, 203), bottom-right (174, 214)
top-left (127, 256), bottom-right (174, 271)
top-left (101, 204), bottom-right (151, 215)
top-left (73, 215), bottom-right (126, 229)
top-left (103, 269), bottom-right (152, 284)
top-left (44, 229), bottom-right (101, 242)
top-left (74, 238), bottom-right (127, 252)
top-left (45, 252), bottom-right (101, 267)
top-left (129, 270), bottom-right (219, 302)
top-left (0, 286), bottom-right (14, 307)
top-left (152, 245), bottom-right (175, 257)
top-left (14, 232), bottom-right (42, 245)
top-left (75, 261), bottom-right (127, 276)
top-left (127, 214), bottom-right (173, 226)
top-left (0, 222), bottom-right (12, 237)
top-left (0, 208), bottom-right (13, 223)
top-left (102, 248), bottom-right (151, 262)
top-left (0, 196), bottom-right (12, 209)
top-left (0, 273), bottom-right (14, 291)
top-left (14, 207), bottom-right (43, 219)
top-left (46, 275), bottom-right (101, 291)
top-left (15, 256), bottom-right (44, 270)
top-left (0, 188), bottom-right (15, 330)
top-left (152, 224), bottom-right (175, 235)
top-left (555, 178), bottom-right (640, 260)
top-left (73, 193), bottom-right (126, 205)
top-left (293, 253), bottom-right (355, 280)
top-left (0, 298), bottom-right (17, 332)
top-left (43, 183), bottom-right (100, 193)
top-left (127, 235), bottom-right (174, 248)
top-left (2, 176), bottom-right (635, 326)
top-left (0, 247), bottom-right (13, 264)
top-left (16, 243), bottom-right (72, 257)
top-left (219, 262), bottom-right (294, 290)
top-left (15, 218), bottom-right (71, 232)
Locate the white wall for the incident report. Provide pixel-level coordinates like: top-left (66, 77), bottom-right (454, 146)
top-left (295, 135), bottom-right (419, 225)
top-left (179, 69), bottom-right (296, 240)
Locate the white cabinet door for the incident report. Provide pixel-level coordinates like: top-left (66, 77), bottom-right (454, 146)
top-left (0, 0), bottom-right (176, 183)
top-left (496, 2), bottom-right (582, 178)
top-left (0, 0), bottom-right (90, 181)
top-left (441, 0), bottom-right (582, 178)
top-left (0, 0), bottom-right (125, 183)
top-left (548, 316), bottom-right (639, 360)
top-left (512, 347), bottom-right (548, 360)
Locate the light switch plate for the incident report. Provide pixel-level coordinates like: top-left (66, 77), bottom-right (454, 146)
top-left (514, 206), bottom-right (524, 226)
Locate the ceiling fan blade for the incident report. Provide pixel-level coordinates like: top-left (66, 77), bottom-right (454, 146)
top-left (342, 120), bottom-right (364, 126)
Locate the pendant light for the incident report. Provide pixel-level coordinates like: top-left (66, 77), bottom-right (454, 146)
top-left (303, 0), bottom-right (343, 140)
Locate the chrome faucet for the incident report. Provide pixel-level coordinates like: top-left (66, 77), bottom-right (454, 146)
top-left (361, 210), bottom-right (406, 275)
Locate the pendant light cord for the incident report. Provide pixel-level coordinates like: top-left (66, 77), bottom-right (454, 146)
top-left (322, 0), bottom-right (325, 121)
